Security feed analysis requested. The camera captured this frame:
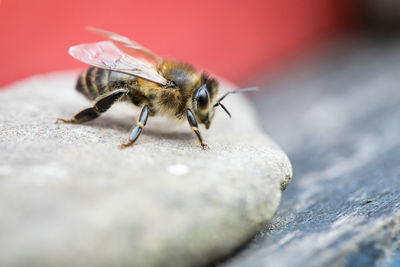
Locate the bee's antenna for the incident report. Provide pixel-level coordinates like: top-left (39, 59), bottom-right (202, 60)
top-left (216, 87), bottom-right (258, 103)
top-left (217, 102), bottom-right (231, 118)
top-left (214, 87), bottom-right (257, 118)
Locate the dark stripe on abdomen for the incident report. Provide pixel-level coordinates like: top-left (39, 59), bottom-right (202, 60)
top-left (75, 69), bottom-right (92, 99)
top-left (85, 67), bottom-right (97, 99)
top-left (76, 67), bottom-right (110, 100)
top-left (95, 68), bottom-right (109, 96)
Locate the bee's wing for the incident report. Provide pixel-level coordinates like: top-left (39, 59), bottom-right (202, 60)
top-left (87, 26), bottom-right (160, 61)
top-left (69, 41), bottom-right (167, 86)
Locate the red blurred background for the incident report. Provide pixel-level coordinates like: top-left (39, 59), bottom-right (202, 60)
top-left (0, 0), bottom-right (357, 87)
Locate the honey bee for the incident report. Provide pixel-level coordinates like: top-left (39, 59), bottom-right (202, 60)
top-left (57, 27), bottom-right (256, 149)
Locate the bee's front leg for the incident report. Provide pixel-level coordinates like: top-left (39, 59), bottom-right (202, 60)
top-left (119, 105), bottom-right (149, 149)
top-left (186, 109), bottom-right (209, 150)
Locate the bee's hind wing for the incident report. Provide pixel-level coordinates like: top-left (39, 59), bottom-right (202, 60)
top-left (87, 26), bottom-right (160, 61)
top-left (69, 41), bottom-right (167, 86)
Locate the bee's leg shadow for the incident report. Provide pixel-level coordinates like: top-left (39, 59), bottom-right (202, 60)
top-left (56, 89), bottom-right (129, 124)
top-left (186, 109), bottom-right (209, 150)
top-left (119, 105), bottom-right (149, 149)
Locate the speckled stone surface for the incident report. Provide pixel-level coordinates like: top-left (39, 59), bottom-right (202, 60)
top-left (0, 72), bottom-right (291, 267)
top-left (219, 39), bottom-right (400, 267)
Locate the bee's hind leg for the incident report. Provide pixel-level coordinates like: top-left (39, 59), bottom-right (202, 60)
top-left (56, 89), bottom-right (129, 124)
top-left (186, 109), bottom-right (209, 150)
top-left (119, 105), bottom-right (149, 149)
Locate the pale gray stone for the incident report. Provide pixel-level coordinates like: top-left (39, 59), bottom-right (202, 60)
top-left (0, 72), bottom-right (292, 267)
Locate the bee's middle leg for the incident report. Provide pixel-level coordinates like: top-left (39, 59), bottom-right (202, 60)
top-left (186, 109), bottom-right (209, 150)
top-left (119, 105), bottom-right (149, 149)
top-left (56, 89), bottom-right (129, 124)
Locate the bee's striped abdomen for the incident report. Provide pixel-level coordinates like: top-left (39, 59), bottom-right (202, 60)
top-left (76, 67), bottom-right (110, 100)
top-left (75, 67), bottom-right (147, 107)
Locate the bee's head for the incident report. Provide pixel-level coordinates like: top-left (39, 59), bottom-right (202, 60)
top-left (192, 74), bottom-right (219, 129)
top-left (192, 74), bottom-right (257, 129)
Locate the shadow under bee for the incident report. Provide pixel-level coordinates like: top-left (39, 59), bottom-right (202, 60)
top-left (84, 116), bottom-right (134, 131)
top-left (73, 116), bottom-right (193, 141)
top-left (144, 129), bottom-right (193, 141)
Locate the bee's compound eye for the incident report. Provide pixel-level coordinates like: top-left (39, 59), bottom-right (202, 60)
top-left (196, 87), bottom-right (209, 110)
